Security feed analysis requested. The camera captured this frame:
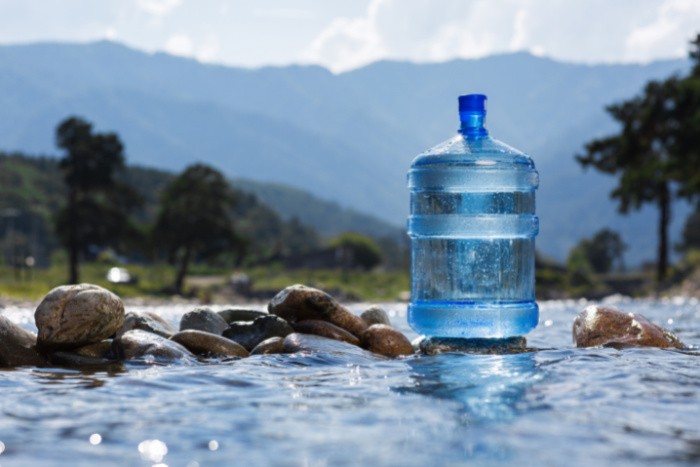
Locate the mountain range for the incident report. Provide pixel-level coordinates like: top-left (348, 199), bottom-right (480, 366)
top-left (0, 40), bottom-right (691, 264)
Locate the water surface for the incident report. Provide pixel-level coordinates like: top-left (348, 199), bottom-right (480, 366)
top-left (1, 297), bottom-right (699, 466)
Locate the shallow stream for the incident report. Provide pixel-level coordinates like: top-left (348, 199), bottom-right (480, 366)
top-left (1, 296), bottom-right (699, 466)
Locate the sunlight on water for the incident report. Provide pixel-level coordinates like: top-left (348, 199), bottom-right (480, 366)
top-left (0, 299), bottom-right (699, 466)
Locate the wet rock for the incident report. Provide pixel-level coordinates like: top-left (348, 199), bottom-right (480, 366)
top-left (116, 311), bottom-right (175, 339)
top-left (282, 333), bottom-right (379, 359)
top-left (250, 336), bottom-right (286, 355)
top-left (217, 308), bottom-right (267, 324)
top-left (47, 351), bottom-right (116, 368)
top-left (179, 307), bottom-right (229, 335)
top-left (419, 336), bottom-right (530, 355)
top-left (112, 329), bottom-right (194, 362)
top-left (361, 305), bottom-right (392, 327)
top-left (34, 284), bottom-right (124, 352)
top-left (223, 315), bottom-right (294, 351)
top-left (361, 324), bottom-right (414, 357)
top-left (0, 315), bottom-right (47, 367)
top-left (268, 284), bottom-right (367, 337)
top-left (293, 320), bottom-right (360, 346)
top-left (573, 305), bottom-right (685, 349)
top-left (73, 340), bottom-right (113, 359)
top-left (170, 330), bottom-right (249, 358)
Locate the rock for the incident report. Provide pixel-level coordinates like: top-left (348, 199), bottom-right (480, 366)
top-left (268, 284), bottom-right (367, 337)
top-left (116, 311), bottom-right (176, 339)
top-left (0, 315), bottom-right (47, 367)
top-left (179, 307), bottom-right (229, 335)
top-left (419, 336), bottom-right (530, 355)
top-left (73, 340), bottom-right (114, 359)
top-left (361, 305), bottom-right (392, 327)
top-left (112, 329), bottom-right (194, 362)
top-left (282, 333), bottom-right (379, 359)
top-left (47, 351), bottom-right (116, 368)
top-left (34, 284), bottom-right (125, 352)
top-left (361, 324), bottom-right (414, 357)
top-left (223, 315), bottom-right (294, 351)
top-left (250, 336), bottom-right (286, 355)
top-left (217, 308), bottom-right (267, 324)
top-left (293, 320), bottom-right (361, 346)
top-left (170, 330), bottom-right (249, 358)
top-left (573, 305), bottom-right (685, 349)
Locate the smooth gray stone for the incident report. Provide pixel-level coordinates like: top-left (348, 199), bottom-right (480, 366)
top-left (47, 351), bottom-right (117, 368)
top-left (282, 333), bottom-right (382, 360)
top-left (0, 315), bottom-right (47, 367)
top-left (179, 307), bottom-right (229, 335)
top-left (360, 305), bottom-right (392, 327)
top-left (217, 308), bottom-right (267, 324)
top-left (419, 336), bottom-right (532, 355)
top-left (117, 311), bottom-right (176, 339)
top-left (112, 329), bottom-right (194, 362)
top-left (223, 315), bottom-right (294, 351)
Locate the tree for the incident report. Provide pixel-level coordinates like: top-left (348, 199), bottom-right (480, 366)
top-left (328, 232), bottom-right (383, 270)
top-left (567, 229), bottom-right (627, 274)
top-left (578, 34), bottom-right (700, 284)
top-left (152, 163), bottom-right (240, 295)
top-left (54, 117), bottom-right (141, 283)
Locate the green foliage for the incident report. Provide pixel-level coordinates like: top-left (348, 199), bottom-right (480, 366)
top-left (152, 163), bottom-right (240, 294)
top-left (569, 229), bottom-right (627, 274)
top-left (54, 116), bottom-right (143, 283)
top-left (576, 34), bottom-right (700, 283)
top-left (328, 232), bottom-right (383, 270)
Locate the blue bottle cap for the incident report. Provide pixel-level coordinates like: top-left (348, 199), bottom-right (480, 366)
top-left (458, 94), bottom-right (487, 112)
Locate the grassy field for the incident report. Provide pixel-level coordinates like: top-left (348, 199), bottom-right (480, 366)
top-left (0, 262), bottom-right (411, 303)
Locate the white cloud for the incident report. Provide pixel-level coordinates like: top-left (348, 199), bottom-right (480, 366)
top-left (135, 0), bottom-right (181, 16)
top-left (165, 34), bottom-right (193, 56)
top-left (302, 0), bottom-right (700, 72)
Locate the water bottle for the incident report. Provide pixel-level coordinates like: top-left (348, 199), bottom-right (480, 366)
top-left (407, 94), bottom-right (539, 338)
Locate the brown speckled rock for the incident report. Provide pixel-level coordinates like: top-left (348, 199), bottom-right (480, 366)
top-left (293, 320), bottom-right (361, 346)
top-left (361, 305), bottom-right (391, 327)
top-left (34, 284), bottom-right (124, 352)
top-left (573, 305), bottom-right (685, 349)
top-left (361, 324), bottom-right (414, 358)
top-left (268, 284), bottom-right (367, 338)
top-left (0, 315), bottom-right (47, 367)
top-left (250, 336), bottom-right (286, 355)
top-left (170, 329), bottom-right (249, 358)
top-left (116, 311), bottom-right (175, 339)
top-left (73, 340), bottom-right (113, 359)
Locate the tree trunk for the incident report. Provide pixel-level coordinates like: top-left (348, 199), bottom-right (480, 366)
top-left (67, 191), bottom-right (79, 284)
top-left (174, 246), bottom-right (192, 295)
top-left (657, 183), bottom-right (670, 285)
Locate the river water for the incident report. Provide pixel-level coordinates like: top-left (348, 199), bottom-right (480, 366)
top-left (1, 296), bottom-right (699, 466)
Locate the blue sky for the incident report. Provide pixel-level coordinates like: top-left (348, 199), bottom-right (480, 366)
top-left (1, 0), bottom-right (699, 72)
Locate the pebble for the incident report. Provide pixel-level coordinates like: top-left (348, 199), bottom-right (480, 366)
top-left (269, 284), bottom-right (367, 338)
top-left (112, 329), bottom-right (194, 362)
top-left (171, 330), bottom-right (249, 358)
top-left (293, 320), bottom-right (360, 346)
top-left (573, 305), bottom-right (685, 349)
top-left (250, 336), bottom-right (286, 355)
top-left (34, 283), bottom-right (124, 352)
top-left (223, 315), bottom-right (294, 351)
top-left (418, 336), bottom-right (530, 355)
top-left (0, 315), bottom-right (47, 367)
top-left (282, 332), bottom-right (379, 360)
top-left (117, 311), bottom-right (176, 339)
top-left (179, 307), bottom-right (229, 335)
top-left (361, 324), bottom-right (414, 357)
top-left (361, 305), bottom-right (391, 327)
top-left (73, 340), bottom-right (114, 359)
top-left (217, 308), bottom-right (267, 324)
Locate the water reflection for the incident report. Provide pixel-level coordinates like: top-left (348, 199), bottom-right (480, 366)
top-left (399, 352), bottom-right (540, 423)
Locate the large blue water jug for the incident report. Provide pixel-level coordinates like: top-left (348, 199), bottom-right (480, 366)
top-left (407, 94), bottom-right (539, 338)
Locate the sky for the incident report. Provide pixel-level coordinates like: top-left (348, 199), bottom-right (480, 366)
top-left (1, 0), bottom-right (699, 73)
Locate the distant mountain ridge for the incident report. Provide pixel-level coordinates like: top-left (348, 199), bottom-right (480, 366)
top-left (0, 40), bottom-right (690, 264)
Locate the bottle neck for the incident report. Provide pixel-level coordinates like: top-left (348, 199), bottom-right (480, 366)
top-left (459, 111), bottom-right (488, 138)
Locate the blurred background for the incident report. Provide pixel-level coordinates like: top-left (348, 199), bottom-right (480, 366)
top-left (1, 0), bottom-right (699, 301)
